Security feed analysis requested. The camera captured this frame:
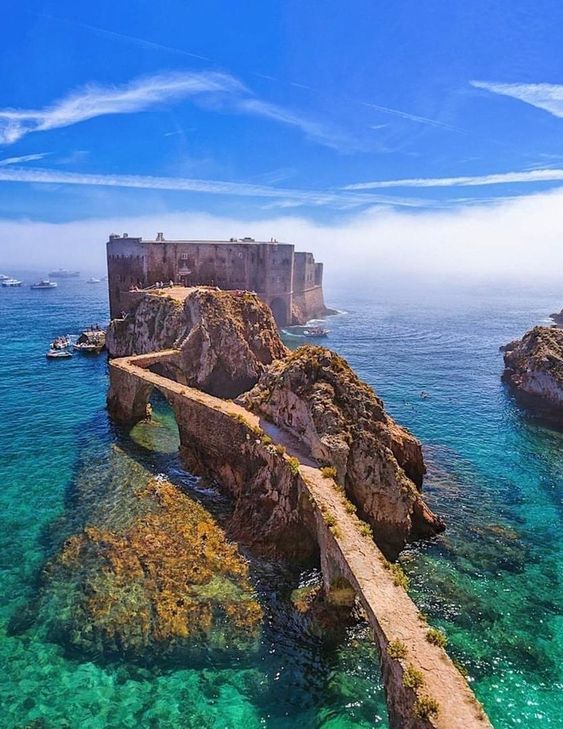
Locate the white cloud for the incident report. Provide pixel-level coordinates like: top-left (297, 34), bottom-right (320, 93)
top-left (0, 70), bottom-right (354, 150)
top-left (2, 186), bottom-right (563, 285)
top-left (0, 72), bottom-right (242, 144)
top-left (0, 165), bottom-right (430, 208)
top-left (0, 153), bottom-right (49, 166)
top-left (471, 80), bottom-right (563, 119)
top-left (343, 168), bottom-right (563, 190)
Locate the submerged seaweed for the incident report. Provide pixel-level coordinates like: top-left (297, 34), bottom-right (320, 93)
top-left (37, 471), bottom-right (262, 660)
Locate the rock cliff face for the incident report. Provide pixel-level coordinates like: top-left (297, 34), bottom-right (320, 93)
top-left (239, 346), bottom-right (444, 558)
top-left (107, 287), bottom-right (287, 398)
top-left (502, 325), bottom-right (563, 418)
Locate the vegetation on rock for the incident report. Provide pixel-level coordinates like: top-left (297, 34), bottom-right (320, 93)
top-left (387, 638), bottom-right (408, 659)
top-left (426, 627), bottom-right (447, 648)
top-left (39, 477), bottom-right (262, 658)
top-left (239, 345), bottom-right (444, 558)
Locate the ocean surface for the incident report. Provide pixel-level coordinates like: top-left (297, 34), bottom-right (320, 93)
top-left (0, 272), bottom-right (561, 728)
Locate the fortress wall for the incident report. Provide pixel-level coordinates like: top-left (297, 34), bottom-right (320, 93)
top-left (292, 286), bottom-right (328, 324)
top-left (107, 237), bottom-right (146, 318)
top-left (107, 236), bottom-right (326, 327)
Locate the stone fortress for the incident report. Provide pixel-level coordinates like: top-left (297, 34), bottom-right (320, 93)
top-left (107, 232), bottom-right (329, 326)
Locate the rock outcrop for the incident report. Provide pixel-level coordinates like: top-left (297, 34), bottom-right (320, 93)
top-left (502, 325), bottom-right (563, 418)
top-left (37, 453), bottom-right (262, 660)
top-left (550, 309), bottom-right (563, 327)
top-left (107, 287), bottom-right (287, 398)
top-left (239, 346), bottom-right (444, 558)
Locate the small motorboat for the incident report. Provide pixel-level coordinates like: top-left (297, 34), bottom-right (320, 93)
top-left (0, 274), bottom-right (9, 281)
top-left (303, 326), bottom-right (329, 338)
top-left (87, 277), bottom-right (101, 284)
top-left (46, 348), bottom-right (72, 359)
top-left (73, 341), bottom-right (104, 354)
top-left (31, 279), bottom-right (58, 290)
top-left (50, 336), bottom-right (71, 350)
top-left (1, 278), bottom-right (22, 287)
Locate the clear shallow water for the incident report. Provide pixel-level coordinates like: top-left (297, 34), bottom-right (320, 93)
top-left (0, 273), bottom-right (562, 727)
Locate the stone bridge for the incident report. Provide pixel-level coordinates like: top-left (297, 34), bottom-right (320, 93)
top-left (107, 351), bottom-right (492, 729)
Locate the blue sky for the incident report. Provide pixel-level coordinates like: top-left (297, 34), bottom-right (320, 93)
top-left (3, 1), bottom-right (563, 276)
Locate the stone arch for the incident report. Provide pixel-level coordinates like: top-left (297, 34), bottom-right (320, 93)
top-left (269, 297), bottom-right (288, 327)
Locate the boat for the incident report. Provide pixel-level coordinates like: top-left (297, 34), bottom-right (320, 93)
top-left (73, 327), bottom-right (106, 354)
top-left (48, 269), bottom-right (80, 278)
top-left (303, 326), bottom-right (329, 338)
top-left (31, 279), bottom-right (58, 290)
top-left (50, 336), bottom-right (71, 351)
top-left (0, 274), bottom-right (9, 281)
top-left (86, 277), bottom-right (101, 284)
top-left (46, 349), bottom-right (72, 359)
top-left (73, 341), bottom-right (103, 353)
top-left (1, 278), bottom-right (22, 287)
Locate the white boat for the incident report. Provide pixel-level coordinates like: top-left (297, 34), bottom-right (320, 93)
top-left (87, 277), bottom-right (101, 284)
top-left (303, 326), bottom-right (329, 338)
top-left (1, 278), bottom-right (22, 287)
top-left (31, 279), bottom-right (58, 290)
top-left (46, 349), bottom-right (72, 359)
top-left (0, 274), bottom-right (9, 281)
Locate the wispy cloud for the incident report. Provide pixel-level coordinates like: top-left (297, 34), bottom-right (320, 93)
top-left (236, 98), bottom-right (354, 151)
top-left (360, 101), bottom-right (462, 132)
top-left (0, 72), bottom-right (242, 144)
top-left (471, 80), bottom-right (563, 119)
top-left (0, 153), bottom-right (49, 166)
top-left (36, 13), bottom-right (213, 63)
top-left (0, 70), bottom-right (355, 150)
top-left (343, 168), bottom-right (563, 190)
top-left (0, 165), bottom-right (430, 208)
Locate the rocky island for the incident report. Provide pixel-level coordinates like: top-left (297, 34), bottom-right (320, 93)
top-left (101, 282), bottom-right (490, 729)
top-left (550, 308), bottom-right (563, 327)
top-left (502, 325), bottom-right (563, 422)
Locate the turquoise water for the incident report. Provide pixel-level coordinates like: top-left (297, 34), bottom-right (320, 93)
top-left (0, 273), bottom-right (562, 727)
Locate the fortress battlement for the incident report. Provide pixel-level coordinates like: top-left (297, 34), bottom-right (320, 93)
top-left (107, 233), bottom-right (327, 325)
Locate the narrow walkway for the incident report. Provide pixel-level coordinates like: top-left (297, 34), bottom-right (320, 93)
top-left (110, 352), bottom-right (492, 729)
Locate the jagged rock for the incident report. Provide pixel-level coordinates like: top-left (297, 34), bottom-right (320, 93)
top-left (502, 325), bottom-right (563, 418)
top-left (239, 346), bottom-right (444, 558)
top-left (106, 287), bottom-right (287, 398)
top-left (550, 309), bottom-right (563, 327)
top-left (37, 468), bottom-right (262, 660)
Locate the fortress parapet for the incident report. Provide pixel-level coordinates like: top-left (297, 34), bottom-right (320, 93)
top-left (106, 233), bottom-right (328, 326)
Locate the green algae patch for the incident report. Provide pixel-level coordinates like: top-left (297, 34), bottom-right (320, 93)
top-left (38, 478), bottom-right (262, 660)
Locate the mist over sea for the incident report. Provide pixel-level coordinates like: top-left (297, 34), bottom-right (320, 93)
top-left (0, 272), bottom-right (561, 728)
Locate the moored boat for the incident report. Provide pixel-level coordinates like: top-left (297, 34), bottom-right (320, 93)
top-left (48, 269), bottom-right (80, 278)
top-left (73, 327), bottom-right (106, 354)
top-left (31, 279), bottom-right (58, 290)
top-left (86, 277), bottom-right (101, 284)
top-left (46, 349), bottom-right (72, 359)
top-left (0, 274), bottom-right (9, 281)
top-left (303, 326), bottom-right (329, 338)
top-left (1, 278), bottom-right (22, 287)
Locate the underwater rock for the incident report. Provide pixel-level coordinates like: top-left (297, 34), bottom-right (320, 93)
top-left (106, 287), bottom-right (287, 398)
top-left (37, 477), bottom-right (262, 659)
top-left (502, 326), bottom-right (563, 420)
top-left (239, 345), bottom-right (444, 558)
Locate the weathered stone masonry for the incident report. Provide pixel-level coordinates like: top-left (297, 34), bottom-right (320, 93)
top-left (106, 233), bottom-right (328, 326)
top-left (107, 351), bottom-right (493, 729)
